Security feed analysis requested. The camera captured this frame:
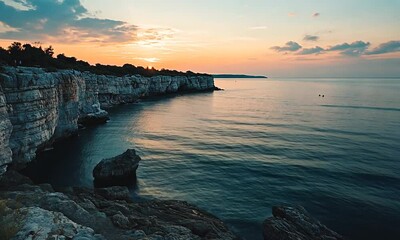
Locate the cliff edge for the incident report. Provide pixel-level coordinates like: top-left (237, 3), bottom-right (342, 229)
top-left (0, 66), bottom-right (215, 174)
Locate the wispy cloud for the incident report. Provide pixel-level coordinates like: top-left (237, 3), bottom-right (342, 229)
top-left (297, 46), bottom-right (324, 55)
top-left (133, 57), bottom-right (160, 63)
top-left (312, 12), bottom-right (320, 18)
top-left (327, 41), bottom-right (370, 56)
top-left (303, 35), bottom-right (319, 42)
top-left (134, 27), bottom-right (176, 46)
top-left (0, 21), bottom-right (18, 32)
top-left (1, 0), bottom-right (35, 11)
top-left (366, 40), bottom-right (400, 55)
top-left (271, 41), bottom-right (302, 52)
top-left (249, 26), bottom-right (268, 30)
top-left (272, 39), bottom-right (400, 58)
top-left (288, 12), bottom-right (296, 17)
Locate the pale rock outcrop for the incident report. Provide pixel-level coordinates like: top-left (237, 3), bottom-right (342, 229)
top-left (0, 85), bottom-right (12, 174)
top-left (0, 67), bottom-right (214, 172)
top-left (10, 207), bottom-right (105, 240)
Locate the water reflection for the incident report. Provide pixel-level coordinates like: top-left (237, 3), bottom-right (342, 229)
top-left (24, 78), bottom-right (400, 240)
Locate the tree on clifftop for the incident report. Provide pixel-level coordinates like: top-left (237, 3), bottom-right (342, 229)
top-left (45, 46), bottom-right (54, 57)
top-left (8, 42), bottom-right (23, 64)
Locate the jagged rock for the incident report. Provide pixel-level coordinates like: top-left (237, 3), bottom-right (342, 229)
top-left (94, 186), bottom-right (131, 201)
top-left (93, 149), bottom-right (141, 187)
top-left (111, 212), bottom-right (131, 229)
top-left (9, 207), bottom-right (105, 240)
top-left (263, 206), bottom-right (343, 240)
top-left (0, 172), bottom-right (238, 240)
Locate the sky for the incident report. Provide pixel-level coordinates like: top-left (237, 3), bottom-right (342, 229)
top-left (0, 0), bottom-right (399, 77)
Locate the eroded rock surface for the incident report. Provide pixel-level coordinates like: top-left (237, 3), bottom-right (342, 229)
top-left (263, 206), bottom-right (343, 240)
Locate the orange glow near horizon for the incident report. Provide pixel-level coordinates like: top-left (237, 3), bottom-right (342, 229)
top-left (0, 0), bottom-right (399, 77)
top-left (1, 38), bottom-right (399, 77)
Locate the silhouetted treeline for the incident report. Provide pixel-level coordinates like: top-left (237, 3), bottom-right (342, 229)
top-left (0, 42), bottom-right (207, 77)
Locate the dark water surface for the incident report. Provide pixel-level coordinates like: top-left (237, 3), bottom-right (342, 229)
top-left (26, 78), bottom-right (400, 240)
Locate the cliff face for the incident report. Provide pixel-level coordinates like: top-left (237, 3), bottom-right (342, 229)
top-left (0, 86), bottom-right (12, 174)
top-left (0, 67), bottom-right (214, 173)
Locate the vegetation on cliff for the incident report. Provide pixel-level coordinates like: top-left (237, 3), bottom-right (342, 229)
top-left (0, 42), bottom-right (208, 77)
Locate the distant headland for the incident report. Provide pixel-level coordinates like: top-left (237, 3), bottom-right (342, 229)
top-left (213, 74), bottom-right (267, 78)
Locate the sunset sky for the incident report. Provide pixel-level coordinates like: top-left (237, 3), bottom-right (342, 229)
top-left (1, 0), bottom-right (399, 77)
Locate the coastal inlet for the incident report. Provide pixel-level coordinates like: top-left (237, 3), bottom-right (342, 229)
top-left (22, 77), bottom-right (400, 240)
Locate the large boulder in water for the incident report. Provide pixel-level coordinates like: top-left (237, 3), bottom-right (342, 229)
top-left (263, 206), bottom-right (343, 240)
top-left (93, 149), bottom-right (141, 187)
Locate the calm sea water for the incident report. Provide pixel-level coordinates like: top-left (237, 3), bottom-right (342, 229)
top-left (25, 78), bottom-right (400, 240)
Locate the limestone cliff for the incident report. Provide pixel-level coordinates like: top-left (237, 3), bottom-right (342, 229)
top-left (0, 85), bottom-right (12, 174)
top-left (0, 67), bottom-right (215, 173)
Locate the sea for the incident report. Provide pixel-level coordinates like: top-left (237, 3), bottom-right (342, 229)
top-left (24, 77), bottom-right (400, 240)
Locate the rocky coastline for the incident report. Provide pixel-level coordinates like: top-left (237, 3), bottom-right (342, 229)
top-left (0, 67), bottom-right (343, 239)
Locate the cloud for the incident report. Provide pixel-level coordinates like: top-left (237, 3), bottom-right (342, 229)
top-left (250, 26), bottom-right (268, 30)
top-left (312, 12), bottom-right (320, 17)
top-left (303, 35), bottom-right (319, 42)
top-left (0, 0), bottom-right (145, 43)
top-left (1, 0), bottom-right (34, 10)
top-left (134, 27), bottom-right (177, 47)
top-left (366, 40), bottom-right (400, 55)
top-left (271, 41), bottom-right (302, 52)
top-left (0, 21), bottom-right (19, 32)
top-left (133, 57), bottom-right (160, 63)
top-left (288, 12), bottom-right (296, 17)
top-left (327, 41), bottom-right (370, 56)
top-left (272, 39), bottom-right (400, 59)
top-left (297, 46), bottom-right (324, 55)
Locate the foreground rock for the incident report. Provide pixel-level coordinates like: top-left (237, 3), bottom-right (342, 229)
top-left (94, 186), bottom-right (131, 201)
top-left (263, 206), bottom-right (343, 240)
top-left (0, 171), bottom-right (238, 240)
top-left (4, 207), bottom-right (104, 240)
top-left (93, 149), bottom-right (141, 187)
